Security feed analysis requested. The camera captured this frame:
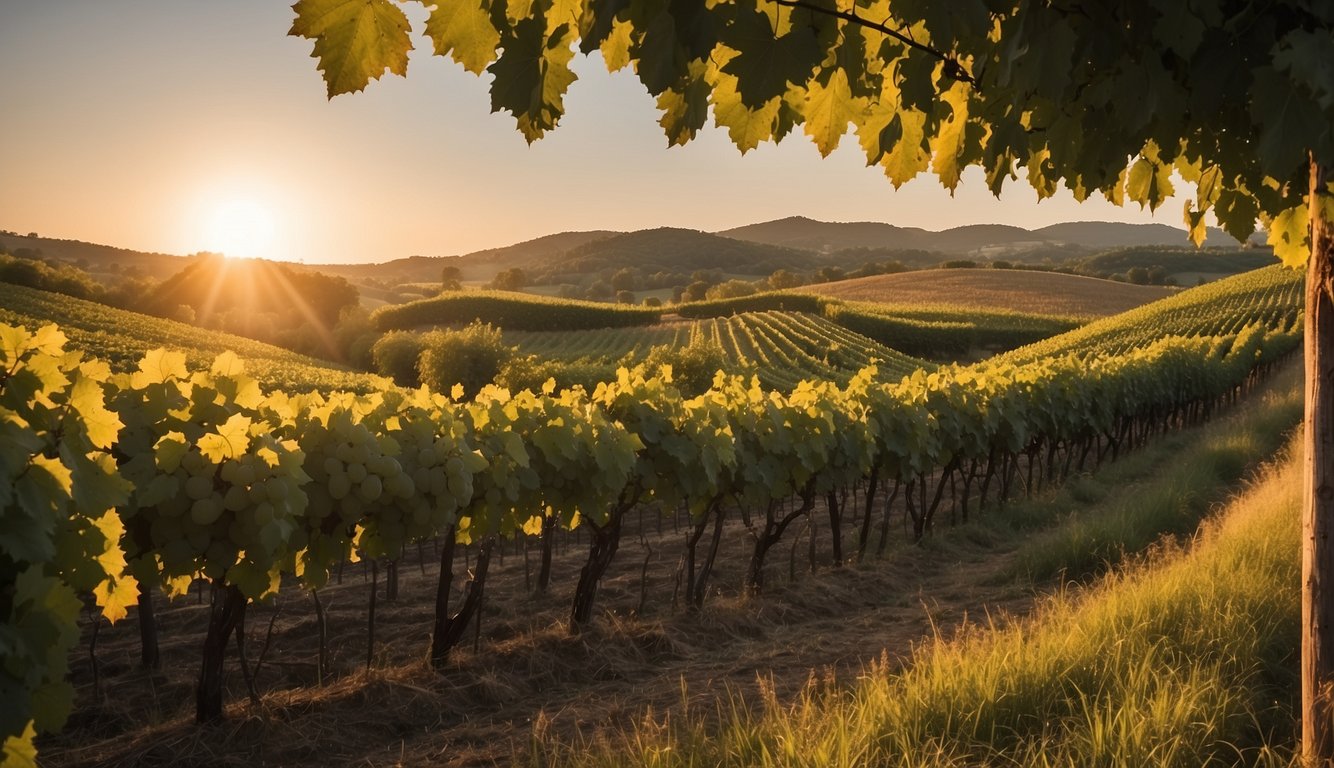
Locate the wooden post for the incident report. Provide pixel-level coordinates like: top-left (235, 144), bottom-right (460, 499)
top-left (1304, 157), bottom-right (1334, 766)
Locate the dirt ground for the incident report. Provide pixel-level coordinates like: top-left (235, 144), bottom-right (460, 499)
top-left (39, 496), bottom-right (1042, 768)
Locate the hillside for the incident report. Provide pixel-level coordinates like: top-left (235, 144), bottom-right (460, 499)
top-left (802, 268), bottom-right (1175, 317)
top-left (310, 230), bottom-right (618, 286)
top-left (0, 231), bottom-right (188, 280)
top-left (527, 227), bottom-right (814, 283)
top-left (717, 216), bottom-right (930, 252)
top-left (1077, 246), bottom-right (1273, 280)
top-left (721, 217), bottom-right (1241, 255)
top-left (0, 284), bottom-right (382, 392)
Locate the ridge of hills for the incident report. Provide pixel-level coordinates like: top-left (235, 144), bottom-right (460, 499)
top-left (2, 217), bottom-right (1258, 294)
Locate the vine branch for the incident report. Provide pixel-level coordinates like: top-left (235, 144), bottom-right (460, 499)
top-left (769, 0), bottom-right (978, 89)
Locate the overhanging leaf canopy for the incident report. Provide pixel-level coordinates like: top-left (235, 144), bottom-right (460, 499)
top-left (290, 0), bottom-right (1334, 261)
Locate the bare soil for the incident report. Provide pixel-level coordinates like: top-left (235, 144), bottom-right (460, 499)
top-left (41, 500), bottom-right (1037, 768)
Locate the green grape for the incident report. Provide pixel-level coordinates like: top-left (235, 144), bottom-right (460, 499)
top-left (185, 474), bottom-right (214, 501)
top-left (358, 474), bottom-right (383, 502)
top-left (347, 462), bottom-right (368, 483)
top-left (190, 497), bottom-right (223, 526)
top-left (328, 473), bottom-right (352, 500)
top-left (223, 485), bottom-right (250, 512)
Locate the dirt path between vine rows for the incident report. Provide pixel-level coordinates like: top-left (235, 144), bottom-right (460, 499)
top-left (43, 495), bottom-right (1045, 768)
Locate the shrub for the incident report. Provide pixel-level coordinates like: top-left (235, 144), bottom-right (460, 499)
top-left (417, 321), bottom-right (514, 399)
top-left (372, 331), bottom-right (426, 386)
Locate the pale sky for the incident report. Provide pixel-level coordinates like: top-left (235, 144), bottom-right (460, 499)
top-left (0, 1), bottom-right (1199, 265)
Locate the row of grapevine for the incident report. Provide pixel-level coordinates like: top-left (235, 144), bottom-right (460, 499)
top-left (0, 306), bottom-right (1301, 759)
top-left (372, 290), bottom-right (663, 333)
top-left (504, 311), bottom-right (928, 390)
top-left (999, 264), bottom-right (1302, 362)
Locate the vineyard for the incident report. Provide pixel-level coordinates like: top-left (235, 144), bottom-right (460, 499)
top-left (998, 264), bottom-right (1303, 362)
top-left (0, 265), bottom-right (1307, 766)
top-left (505, 310), bottom-right (931, 389)
top-left (0, 284), bottom-right (385, 392)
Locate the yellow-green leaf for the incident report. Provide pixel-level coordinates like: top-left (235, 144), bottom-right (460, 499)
top-left (131, 349), bottom-right (187, 389)
top-left (424, 0), bottom-right (501, 75)
top-left (290, 0), bottom-right (413, 98)
top-left (1266, 204), bottom-right (1310, 267)
top-left (1, 721), bottom-right (38, 768)
top-left (197, 414), bottom-right (253, 463)
top-left (802, 69), bottom-right (860, 158)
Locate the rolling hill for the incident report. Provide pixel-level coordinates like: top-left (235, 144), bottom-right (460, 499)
top-left (719, 216), bottom-right (1241, 254)
top-left (802, 268), bottom-right (1176, 317)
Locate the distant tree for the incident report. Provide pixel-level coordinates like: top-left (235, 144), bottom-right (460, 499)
top-left (440, 265), bottom-right (462, 291)
top-left (767, 268), bottom-right (804, 290)
top-left (682, 280), bottom-right (711, 302)
top-left (610, 267), bottom-right (640, 292)
top-left (488, 267), bottom-right (525, 291)
top-left (1125, 266), bottom-right (1151, 285)
top-left (643, 296), bottom-right (662, 308)
top-left (705, 279), bottom-right (759, 300)
top-left (991, 260), bottom-right (1014, 270)
top-left (940, 260), bottom-right (977, 269)
top-left (1147, 265), bottom-right (1171, 285)
top-left (585, 279), bottom-right (613, 301)
top-left (616, 289), bottom-right (636, 304)
top-left (815, 266), bottom-right (845, 284)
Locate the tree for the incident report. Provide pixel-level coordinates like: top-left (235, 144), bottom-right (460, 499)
top-left (289, 0), bottom-right (1334, 757)
top-left (768, 268), bottom-right (805, 290)
top-left (487, 267), bottom-right (525, 291)
top-left (440, 265), bottom-right (462, 291)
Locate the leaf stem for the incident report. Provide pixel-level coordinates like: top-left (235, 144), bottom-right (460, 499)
top-left (768, 0), bottom-right (978, 89)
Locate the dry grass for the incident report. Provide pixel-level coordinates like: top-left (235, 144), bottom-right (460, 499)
top-left (803, 269), bottom-right (1175, 317)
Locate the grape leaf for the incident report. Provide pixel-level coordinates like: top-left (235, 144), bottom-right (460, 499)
top-left (1, 722), bottom-right (38, 768)
top-left (1266, 204), bottom-right (1310, 267)
top-left (289, 0), bottom-right (413, 98)
top-left (425, 0), bottom-right (502, 75)
top-left (1250, 65), bottom-right (1329, 179)
top-left (802, 69), bottom-right (860, 158)
top-left (487, 16), bottom-right (579, 142)
top-left (130, 349), bottom-right (187, 389)
top-left (719, 8), bottom-right (821, 110)
top-left (197, 414), bottom-right (254, 463)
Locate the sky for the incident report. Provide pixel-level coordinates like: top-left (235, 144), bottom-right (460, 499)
top-left (0, 2), bottom-right (1200, 265)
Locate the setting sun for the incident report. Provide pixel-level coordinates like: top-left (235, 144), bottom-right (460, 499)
top-left (205, 198), bottom-right (276, 260)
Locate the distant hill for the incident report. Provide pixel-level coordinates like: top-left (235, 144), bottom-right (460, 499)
top-left (311, 230), bottom-right (619, 286)
top-left (1033, 221), bottom-right (1239, 248)
top-left (0, 231), bottom-right (187, 280)
top-left (1077, 246), bottom-right (1272, 279)
top-left (526, 227), bottom-right (813, 283)
top-left (717, 216), bottom-right (930, 252)
top-left (719, 217), bottom-right (1245, 255)
top-left (802, 268), bottom-right (1175, 318)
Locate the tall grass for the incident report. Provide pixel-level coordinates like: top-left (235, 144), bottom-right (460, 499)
top-left (535, 378), bottom-right (1305, 767)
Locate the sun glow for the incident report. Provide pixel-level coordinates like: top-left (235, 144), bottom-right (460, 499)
top-left (205, 198), bottom-right (277, 260)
